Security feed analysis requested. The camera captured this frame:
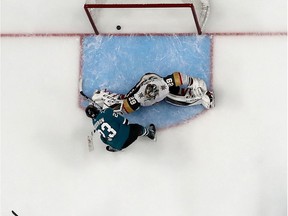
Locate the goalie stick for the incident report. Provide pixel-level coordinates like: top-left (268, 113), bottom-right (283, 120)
top-left (79, 77), bottom-right (102, 110)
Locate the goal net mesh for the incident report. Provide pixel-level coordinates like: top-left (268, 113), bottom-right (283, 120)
top-left (84, 0), bottom-right (209, 34)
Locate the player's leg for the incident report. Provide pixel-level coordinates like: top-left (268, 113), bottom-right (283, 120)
top-left (122, 124), bottom-right (156, 149)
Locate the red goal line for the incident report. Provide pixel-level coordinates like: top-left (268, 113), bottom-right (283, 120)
top-left (0, 32), bottom-right (287, 38)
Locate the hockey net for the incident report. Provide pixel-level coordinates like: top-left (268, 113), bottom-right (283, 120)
top-left (84, 0), bottom-right (210, 35)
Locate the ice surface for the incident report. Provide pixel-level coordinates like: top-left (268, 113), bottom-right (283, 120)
top-left (0, 0), bottom-right (287, 216)
top-left (81, 35), bottom-right (211, 128)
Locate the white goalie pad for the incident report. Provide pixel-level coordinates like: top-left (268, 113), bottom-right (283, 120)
top-left (202, 91), bottom-right (215, 109)
top-left (91, 89), bottom-right (124, 113)
top-left (166, 91), bottom-right (203, 107)
top-left (165, 89), bottom-right (215, 109)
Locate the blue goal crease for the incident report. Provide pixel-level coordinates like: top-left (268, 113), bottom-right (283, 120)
top-left (81, 35), bottom-right (212, 129)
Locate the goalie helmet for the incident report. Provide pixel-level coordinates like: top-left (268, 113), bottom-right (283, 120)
top-left (145, 84), bottom-right (159, 99)
top-left (85, 105), bottom-right (100, 119)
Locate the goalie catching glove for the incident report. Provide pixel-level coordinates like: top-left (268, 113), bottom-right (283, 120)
top-left (91, 89), bottom-right (124, 113)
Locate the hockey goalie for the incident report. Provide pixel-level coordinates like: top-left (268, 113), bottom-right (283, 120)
top-left (90, 72), bottom-right (215, 114)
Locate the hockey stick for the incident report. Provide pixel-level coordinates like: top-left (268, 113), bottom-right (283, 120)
top-left (79, 77), bottom-right (102, 110)
top-left (87, 131), bottom-right (94, 152)
top-left (79, 77), bottom-right (97, 151)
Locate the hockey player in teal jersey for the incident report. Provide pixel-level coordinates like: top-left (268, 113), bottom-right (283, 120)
top-left (85, 105), bottom-right (156, 152)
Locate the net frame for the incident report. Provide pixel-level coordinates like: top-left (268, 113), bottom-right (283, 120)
top-left (84, 3), bottom-right (202, 35)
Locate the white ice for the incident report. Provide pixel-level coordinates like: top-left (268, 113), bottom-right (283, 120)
top-left (1, 0), bottom-right (287, 216)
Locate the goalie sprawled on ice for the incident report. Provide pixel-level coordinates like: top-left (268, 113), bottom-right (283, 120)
top-left (90, 72), bottom-right (215, 114)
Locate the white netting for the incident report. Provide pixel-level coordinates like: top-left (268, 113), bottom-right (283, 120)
top-left (84, 0), bottom-right (209, 34)
top-left (86, 0), bottom-right (194, 4)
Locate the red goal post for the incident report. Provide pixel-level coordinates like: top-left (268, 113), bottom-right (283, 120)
top-left (84, 0), bottom-right (210, 35)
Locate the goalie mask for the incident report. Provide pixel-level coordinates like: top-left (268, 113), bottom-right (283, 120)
top-left (145, 84), bottom-right (159, 99)
top-left (85, 105), bottom-right (100, 119)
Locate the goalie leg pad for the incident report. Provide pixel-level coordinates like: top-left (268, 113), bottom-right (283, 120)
top-left (166, 90), bottom-right (215, 109)
top-left (201, 91), bottom-right (215, 109)
top-left (189, 78), bottom-right (207, 94)
top-left (165, 92), bottom-right (203, 107)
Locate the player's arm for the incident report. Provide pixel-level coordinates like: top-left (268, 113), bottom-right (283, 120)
top-left (110, 110), bottom-right (129, 125)
top-left (163, 72), bottom-right (193, 87)
top-left (122, 95), bottom-right (141, 114)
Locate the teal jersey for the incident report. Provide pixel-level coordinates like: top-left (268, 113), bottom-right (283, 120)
top-left (92, 108), bottom-right (130, 150)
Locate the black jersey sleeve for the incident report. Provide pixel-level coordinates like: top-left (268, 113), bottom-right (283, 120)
top-left (163, 72), bottom-right (184, 87)
top-left (122, 95), bottom-right (141, 114)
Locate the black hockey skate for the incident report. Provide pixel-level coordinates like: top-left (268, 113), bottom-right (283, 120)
top-left (147, 124), bottom-right (156, 141)
top-left (106, 146), bottom-right (119, 152)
